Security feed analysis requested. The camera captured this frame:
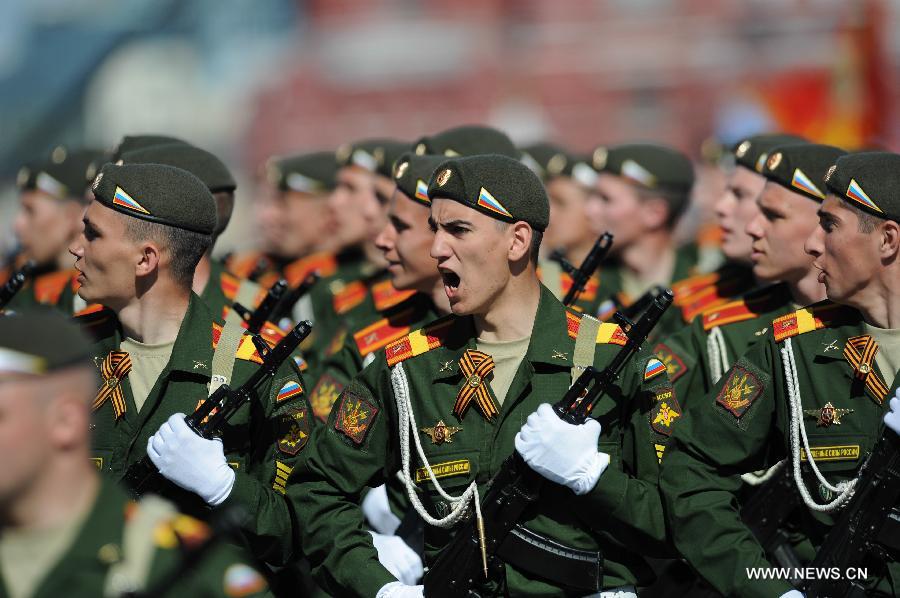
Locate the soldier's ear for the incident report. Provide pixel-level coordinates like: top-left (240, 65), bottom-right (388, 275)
top-left (879, 219), bottom-right (900, 260)
top-left (507, 221), bottom-right (532, 263)
top-left (134, 240), bottom-right (161, 278)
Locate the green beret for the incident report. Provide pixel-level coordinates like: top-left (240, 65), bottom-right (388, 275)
top-left (111, 134), bottom-right (188, 162)
top-left (427, 154), bottom-right (549, 231)
top-left (760, 143), bottom-right (846, 202)
top-left (392, 152), bottom-right (447, 207)
top-left (0, 308), bottom-right (94, 374)
top-left (18, 146), bottom-right (106, 200)
top-left (519, 142), bottom-right (572, 180)
top-left (414, 125), bottom-right (518, 159)
top-left (91, 163), bottom-right (216, 235)
top-left (266, 151), bottom-right (338, 193)
top-left (732, 133), bottom-right (806, 173)
top-left (591, 143), bottom-right (695, 194)
top-left (335, 139), bottom-right (410, 177)
top-left (120, 143), bottom-right (236, 194)
top-left (84, 152), bottom-right (113, 188)
top-left (824, 151), bottom-right (900, 222)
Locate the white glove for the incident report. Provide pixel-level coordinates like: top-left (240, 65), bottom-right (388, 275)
top-left (370, 532), bottom-right (423, 586)
top-left (376, 581), bottom-right (424, 598)
top-left (363, 484), bottom-right (402, 535)
top-left (885, 393), bottom-right (900, 436)
top-left (147, 413), bottom-right (236, 506)
top-left (514, 403), bottom-right (610, 495)
top-left (779, 591), bottom-right (805, 598)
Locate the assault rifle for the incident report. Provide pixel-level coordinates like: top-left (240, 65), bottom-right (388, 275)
top-left (121, 320), bottom-right (313, 496)
top-left (423, 290), bottom-right (674, 596)
top-left (550, 233), bottom-right (613, 306)
top-left (272, 273), bottom-right (319, 321)
top-left (803, 428), bottom-right (900, 597)
top-left (231, 278), bottom-right (288, 334)
top-left (0, 261), bottom-right (35, 311)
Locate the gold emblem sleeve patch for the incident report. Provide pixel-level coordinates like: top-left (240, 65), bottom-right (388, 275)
top-left (277, 406), bottom-right (311, 456)
top-left (334, 390), bottom-right (379, 445)
top-left (716, 365), bottom-right (763, 419)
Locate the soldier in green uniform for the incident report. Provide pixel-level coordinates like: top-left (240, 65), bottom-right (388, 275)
top-left (654, 143), bottom-right (845, 419)
top-left (520, 143), bottom-right (604, 312)
top-left (660, 151), bottom-right (900, 596)
top-left (0, 310), bottom-right (269, 598)
top-left (117, 142), bottom-right (249, 320)
top-left (9, 146), bottom-right (105, 315)
top-left (68, 162), bottom-right (310, 568)
top-left (292, 154), bottom-right (677, 597)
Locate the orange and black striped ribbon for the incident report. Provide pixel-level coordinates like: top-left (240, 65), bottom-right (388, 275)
top-left (843, 335), bottom-right (888, 404)
top-left (454, 350), bottom-right (499, 421)
top-left (92, 351), bottom-right (131, 419)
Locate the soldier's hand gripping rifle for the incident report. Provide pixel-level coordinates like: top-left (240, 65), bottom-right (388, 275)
top-left (121, 320), bottom-right (313, 497)
top-left (803, 428), bottom-right (900, 598)
top-left (550, 233), bottom-right (613, 307)
top-left (0, 261), bottom-right (35, 311)
top-left (230, 278), bottom-right (289, 335)
top-left (423, 290), bottom-right (674, 597)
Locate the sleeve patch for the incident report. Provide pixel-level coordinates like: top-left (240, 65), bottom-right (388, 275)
top-left (644, 358), bottom-right (667, 381)
top-left (650, 387), bottom-right (682, 436)
top-left (334, 390), bottom-right (379, 444)
top-left (309, 374), bottom-right (345, 422)
top-left (653, 343), bottom-right (687, 382)
top-left (277, 406), bottom-right (310, 456)
top-left (715, 365), bottom-right (763, 419)
top-left (275, 379), bottom-right (303, 403)
top-left (273, 461), bottom-right (292, 495)
top-left (223, 563), bottom-right (268, 597)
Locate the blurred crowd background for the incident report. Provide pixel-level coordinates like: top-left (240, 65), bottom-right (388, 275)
top-left (1, 0), bottom-right (897, 256)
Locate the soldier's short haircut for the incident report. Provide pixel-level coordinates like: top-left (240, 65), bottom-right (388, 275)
top-left (845, 201), bottom-right (880, 234)
top-left (124, 218), bottom-right (211, 287)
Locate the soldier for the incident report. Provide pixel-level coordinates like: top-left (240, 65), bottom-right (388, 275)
top-left (0, 310), bottom-right (269, 598)
top-left (68, 162), bottom-right (310, 568)
top-left (292, 154), bottom-right (676, 597)
top-left (660, 151), bottom-right (900, 596)
top-left (655, 143), bottom-right (845, 414)
top-left (520, 143), bottom-right (603, 311)
top-left (10, 146), bottom-right (105, 314)
top-left (413, 124), bottom-right (518, 159)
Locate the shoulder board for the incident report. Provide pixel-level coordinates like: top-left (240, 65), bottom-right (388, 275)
top-left (332, 280), bottom-right (368, 314)
top-left (219, 271), bottom-right (241, 301)
top-left (701, 285), bottom-right (786, 331)
top-left (678, 268), bottom-right (756, 322)
top-left (671, 272), bottom-right (720, 305)
top-left (73, 303), bottom-right (105, 318)
top-left (565, 310), bottom-right (628, 345)
top-left (371, 279), bottom-right (418, 312)
top-left (354, 306), bottom-right (420, 357)
top-left (560, 273), bottom-right (599, 302)
top-left (33, 270), bottom-right (74, 305)
top-left (225, 251), bottom-right (265, 279)
top-left (773, 301), bottom-right (853, 343)
top-left (284, 252), bottom-right (338, 286)
top-left (74, 306), bottom-right (117, 340)
top-left (385, 316), bottom-right (456, 366)
top-left (212, 322), bottom-right (282, 365)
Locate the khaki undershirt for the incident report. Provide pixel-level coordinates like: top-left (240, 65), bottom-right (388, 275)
top-left (476, 336), bottom-right (531, 406)
top-left (0, 506), bottom-right (91, 598)
top-left (121, 337), bottom-right (176, 412)
top-left (863, 323), bottom-right (900, 386)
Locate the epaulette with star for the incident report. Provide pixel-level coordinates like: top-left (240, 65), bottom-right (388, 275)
top-left (283, 252), bottom-right (338, 286)
top-left (701, 284), bottom-right (790, 331)
top-left (565, 310), bottom-right (628, 345)
top-left (33, 270), bottom-right (75, 305)
top-left (676, 268), bottom-right (756, 322)
top-left (354, 301), bottom-right (423, 357)
top-left (332, 280), bottom-right (368, 315)
top-left (371, 279), bottom-right (418, 312)
top-left (385, 315), bottom-right (457, 366)
top-left (212, 321), bottom-right (285, 365)
top-left (772, 301), bottom-right (855, 343)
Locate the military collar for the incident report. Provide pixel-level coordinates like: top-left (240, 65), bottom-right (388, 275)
top-left (199, 258), bottom-right (226, 304)
top-left (429, 284), bottom-right (574, 382)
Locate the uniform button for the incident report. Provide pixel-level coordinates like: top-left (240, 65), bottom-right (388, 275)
top-left (97, 543), bottom-right (121, 564)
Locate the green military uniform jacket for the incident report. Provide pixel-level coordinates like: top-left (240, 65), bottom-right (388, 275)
top-left (654, 283), bottom-right (793, 412)
top-left (292, 284), bottom-right (678, 597)
top-left (0, 479), bottom-right (269, 598)
top-left (4, 266), bottom-right (80, 315)
top-left (308, 292), bottom-right (440, 423)
top-left (79, 293), bottom-right (311, 567)
top-left (660, 301), bottom-right (899, 597)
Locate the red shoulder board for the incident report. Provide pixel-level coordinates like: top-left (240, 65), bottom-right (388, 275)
top-left (671, 272), bottom-right (719, 306)
top-left (212, 322), bottom-right (279, 365)
top-left (33, 270), bottom-right (74, 305)
top-left (565, 311), bottom-right (628, 345)
top-left (219, 271), bottom-right (241, 301)
top-left (332, 281), bottom-right (368, 315)
top-left (701, 286), bottom-right (785, 331)
top-left (371, 280), bottom-right (418, 312)
top-left (385, 317), bottom-right (456, 366)
top-left (226, 252), bottom-right (265, 279)
top-left (353, 307), bottom-right (419, 357)
top-left (560, 273), bottom-right (599, 302)
top-left (283, 252), bottom-right (338, 286)
top-left (772, 302), bottom-right (850, 343)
